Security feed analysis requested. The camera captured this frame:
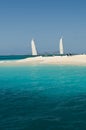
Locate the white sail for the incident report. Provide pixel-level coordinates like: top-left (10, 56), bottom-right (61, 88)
top-left (59, 37), bottom-right (64, 54)
top-left (31, 39), bottom-right (37, 55)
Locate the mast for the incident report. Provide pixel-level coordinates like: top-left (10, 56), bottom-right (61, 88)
top-left (31, 39), bottom-right (37, 55)
top-left (59, 37), bottom-right (64, 54)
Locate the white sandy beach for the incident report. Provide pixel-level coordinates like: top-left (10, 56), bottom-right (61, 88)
top-left (0, 54), bottom-right (86, 66)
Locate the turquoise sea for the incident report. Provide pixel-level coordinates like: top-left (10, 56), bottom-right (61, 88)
top-left (0, 56), bottom-right (86, 130)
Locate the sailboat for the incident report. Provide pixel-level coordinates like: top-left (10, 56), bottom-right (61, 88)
top-left (59, 37), bottom-right (64, 55)
top-left (31, 39), bottom-right (38, 56)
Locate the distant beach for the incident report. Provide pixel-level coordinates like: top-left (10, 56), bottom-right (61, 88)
top-left (0, 54), bottom-right (86, 66)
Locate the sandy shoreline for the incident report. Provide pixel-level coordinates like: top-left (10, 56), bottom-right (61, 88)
top-left (0, 55), bottom-right (86, 66)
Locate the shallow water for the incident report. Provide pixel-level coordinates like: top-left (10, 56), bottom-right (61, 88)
top-left (0, 65), bottom-right (86, 130)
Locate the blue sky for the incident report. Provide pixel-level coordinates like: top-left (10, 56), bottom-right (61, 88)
top-left (0, 0), bottom-right (86, 55)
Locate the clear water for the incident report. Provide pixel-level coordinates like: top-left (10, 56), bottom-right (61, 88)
top-left (0, 64), bottom-right (86, 130)
top-left (0, 55), bottom-right (35, 60)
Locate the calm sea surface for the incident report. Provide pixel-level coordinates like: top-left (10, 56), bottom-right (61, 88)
top-left (0, 56), bottom-right (86, 130)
